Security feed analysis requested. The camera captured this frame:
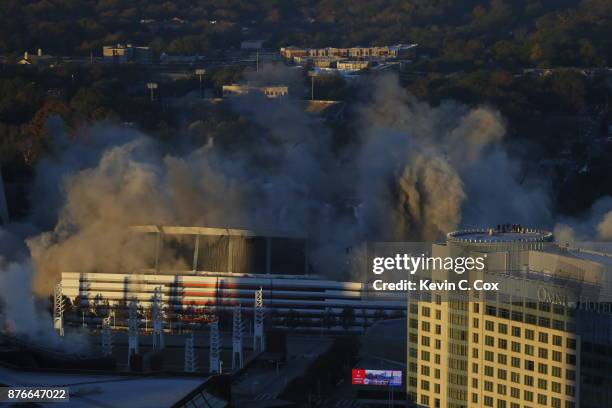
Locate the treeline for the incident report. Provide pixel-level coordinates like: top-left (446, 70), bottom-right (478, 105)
top-left (0, 0), bottom-right (610, 68)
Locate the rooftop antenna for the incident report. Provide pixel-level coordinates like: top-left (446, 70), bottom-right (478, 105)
top-left (253, 287), bottom-right (265, 353)
top-left (184, 332), bottom-right (197, 372)
top-left (53, 283), bottom-right (64, 336)
top-left (127, 298), bottom-right (139, 366)
top-left (151, 286), bottom-right (164, 350)
top-left (101, 316), bottom-right (112, 356)
top-left (209, 320), bottom-right (221, 373)
top-left (232, 304), bottom-right (244, 370)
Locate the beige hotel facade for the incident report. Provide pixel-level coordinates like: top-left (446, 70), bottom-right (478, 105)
top-left (407, 226), bottom-right (612, 408)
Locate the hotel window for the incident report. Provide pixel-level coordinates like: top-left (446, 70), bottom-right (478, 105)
top-left (565, 385), bottom-right (575, 397)
top-left (566, 369), bottom-right (575, 381)
top-left (422, 322), bottom-right (430, 331)
top-left (499, 308), bottom-right (510, 318)
top-left (485, 336), bottom-right (494, 346)
top-left (526, 314), bottom-right (537, 324)
top-left (473, 318), bottom-right (480, 328)
top-left (472, 393), bottom-right (478, 403)
top-left (421, 365), bottom-right (430, 376)
top-left (435, 295), bottom-right (441, 305)
top-left (538, 379), bottom-right (547, 390)
top-left (435, 369), bottom-right (440, 379)
top-left (525, 329), bottom-right (534, 340)
top-left (473, 333), bottom-right (479, 343)
top-left (436, 324), bottom-right (441, 334)
top-left (486, 320), bottom-right (494, 331)
top-left (511, 342), bottom-right (520, 352)
top-left (486, 306), bottom-right (497, 316)
top-left (498, 354), bottom-right (507, 365)
top-left (422, 306), bottom-right (430, 317)
top-left (553, 351), bottom-right (562, 362)
top-left (537, 394), bottom-right (547, 405)
top-left (552, 382), bottom-right (561, 393)
top-left (435, 354), bottom-right (441, 364)
top-left (435, 339), bottom-right (441, 349)
top-left (553, 320), bottom-right (564, 330)
top-left (497, 399), bottom-right (506, 408)
top-left (524, 390), bottom-right (533, 402)
top-left (511, 357), bottom-right (520, 368)
top-left (421, 336), bottom-right (430, 346)
top-left (434, 383), bottom-right (440, 393)
top-left (553, 335), bottom-right (562, 346)
top-left (538, 363), bottom-right (548, 375)
top-left (473, 363), bottom-right (479, 374)
top-left (566, 354), bottom-right (576, 365)
top-left (420, 395), bottom-right (429, 405)
top-left (435, 310), bottom-right (441, 319)
top-left (538, 332), bottom-right (549, 343)
top-left (525, 360), bottom-right (534, 371)
top-left (552, 367), bottom-right (562, 378)
top-left (473, 348), bottom-right (479, 358)
top-left (485, 366), bottom-right (494, 377)
top-left (567, 338), bottom-right (576, 349)
top-left (498, 339), bottom-right (507, 349)
top-left (497, 383), bottom-right (507, 395)
top-left (511, 326), bottom-right (521, 337)
top-left (484, 396), bottom-right (493, 407)
top-left (539, 302), bottom-right (551, 312)
top-left (474, 303), bottom-right (480, 313)
top-left (538, 317), bottom-right (550, 328)
top-left (538, 348), bottom-right (548, 359)
top-left (485, 381), bottom-right (494, 391)
top-left (511, 403), bottom-right (520, 408)
top-left (498, 369), bottom-right (507, 380)
top-left (410, 304), bottom-right (418, 314)
top-left (421, 380), bottom-right (430, 390)
top-left (472, 378), bottom-right (478, 387)
top-left (485, 351), bottom-right (494, 361)
top-left (510, 372), bottom-right (520, 383)
top-left (421, 350), bottom-right (430, 361)
top-left (552, 397), bottom-right (561, 408)
top-left (511, 387), bottom-right (520, 398)
top-left (525, 375), bottom-right (534, 386)
top-left (511, 311), bottom-right (523, 322)
top-left (525, 345), bottom-right (534, 355)
top-left (498, 323), bottom-right (508, 334)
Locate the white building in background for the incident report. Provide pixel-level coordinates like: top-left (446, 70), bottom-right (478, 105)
top-left (222, 84), bottom-right (288, 99)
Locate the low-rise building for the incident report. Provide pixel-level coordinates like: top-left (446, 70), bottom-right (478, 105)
top-left (103, 44), bottom-right (153, 64)
top-left (222, 84), bottom-right (288, 99)
top-left (281, 44), bottom-right (417, 63)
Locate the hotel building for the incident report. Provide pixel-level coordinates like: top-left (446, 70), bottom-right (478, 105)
top-left (407, 225), bottom-right (612, 408)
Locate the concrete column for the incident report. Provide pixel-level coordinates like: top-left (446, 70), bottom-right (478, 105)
top-left (192, 234), bottom-right (200, 273)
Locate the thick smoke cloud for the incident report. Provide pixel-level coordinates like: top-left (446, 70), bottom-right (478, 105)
top-left (2, 69), bottom-right (555, 300)
top-left (554, 196), bottom-right (612, 245)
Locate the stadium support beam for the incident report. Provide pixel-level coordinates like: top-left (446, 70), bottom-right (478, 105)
top-left (184, 332), bottom-right (197, 372)
top-left (253, 287), bottom-right (265, 353)
top-left (232, 305), bottom-right (244, 370)
top-left (53, 283), bottom-right (64, 336)
top-left (209, 320), bottom-right (221, 373)
top-left (128, 298), bottom-right (139, 367)
top-left (151, 286), bottom-right (164, 350)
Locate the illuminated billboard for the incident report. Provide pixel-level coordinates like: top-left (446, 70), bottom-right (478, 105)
top-left (351, 369), bottom-right (402, 387)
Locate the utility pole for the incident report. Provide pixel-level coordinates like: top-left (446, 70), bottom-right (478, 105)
top-left (195, 69), bottom-right (206, 98)
top-left (101, 316), bottom-right (112, 356)
top-left (128, 298), bottom-right (139, 367)
top-left (147, 82), bottom-right (158, 102)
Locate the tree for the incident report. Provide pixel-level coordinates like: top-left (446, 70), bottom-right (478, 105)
top-left (340, 306), bottom-right (355, 330)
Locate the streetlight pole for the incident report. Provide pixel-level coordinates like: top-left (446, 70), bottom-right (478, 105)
top-left (195, 69), bottom-right (206, 98)
top-left (147, 82), bottom-right (158, 102)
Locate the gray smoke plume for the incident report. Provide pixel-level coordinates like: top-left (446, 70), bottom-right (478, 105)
top-left (554, 196), bottom-right (612, 245)
top-left (1, 69), bottom-right (554, 297)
